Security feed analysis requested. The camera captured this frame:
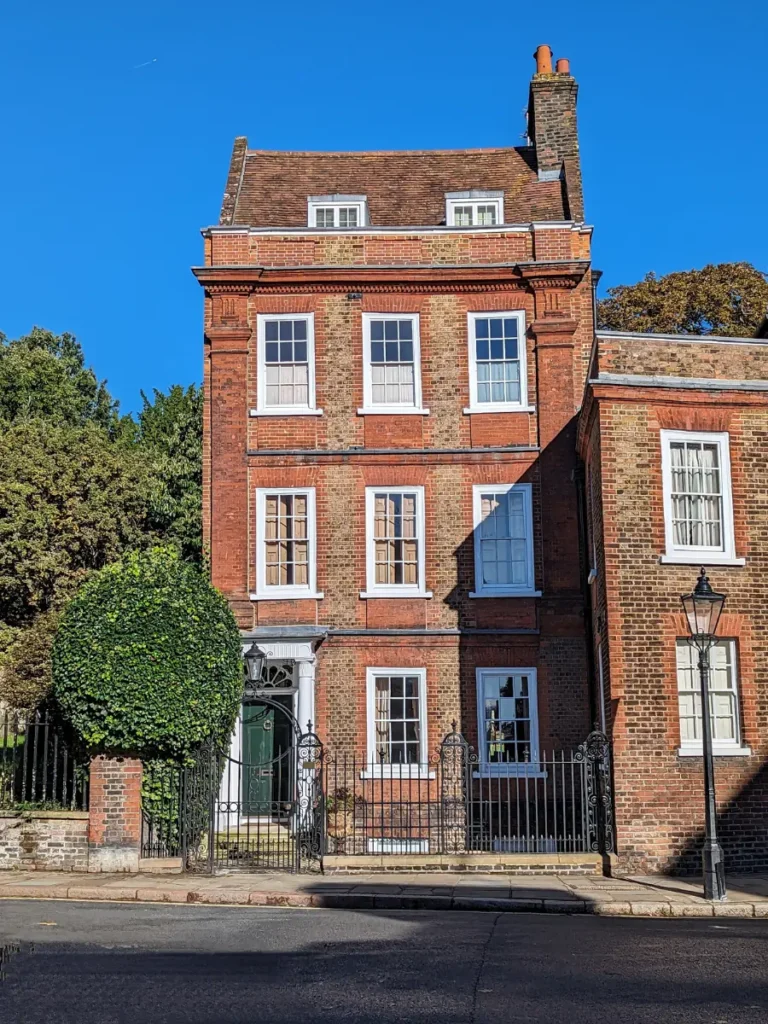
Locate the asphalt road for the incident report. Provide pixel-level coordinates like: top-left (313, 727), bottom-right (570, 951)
top-left (0, 900), bottom-right (767, 1023)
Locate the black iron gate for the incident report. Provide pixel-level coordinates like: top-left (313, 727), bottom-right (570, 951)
top-left (175, 697), bottom-right (323, 874)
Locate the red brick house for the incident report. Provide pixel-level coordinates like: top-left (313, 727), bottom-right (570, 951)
top-left (579, 330), bottom-right (768, 872)
top-left (194, 44), bottom-right (599, 856)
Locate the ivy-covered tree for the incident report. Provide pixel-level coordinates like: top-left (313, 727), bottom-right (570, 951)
top-left (597, 262), bottom-right (768, 338)
top-left (52, 548), bottom-right (241, 759)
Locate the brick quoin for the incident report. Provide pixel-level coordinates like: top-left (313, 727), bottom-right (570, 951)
top-left (87, 756), bottom-right (142, 873)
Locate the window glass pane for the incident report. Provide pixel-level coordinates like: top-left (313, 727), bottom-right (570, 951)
top-left (368, 318), bottom-right (417, 406)
top-left (481, 672), bottom-right (534, 764)
top-left (676, 640), bottom-right (739, 747)
top-left (669, 439), bottom-right (724, 549)
top-left (263, 492), bottom-right (311, 588)
top-left (477, 489), bottom-right (529, 589)
top-left (473, 316), bottom-right (521, 406)
top-left (372, 674), bottom-right (422, 764)
top-left (262, 319), bottom-right (311, 407)
top-left (372, 491), bottom-right (420, 587)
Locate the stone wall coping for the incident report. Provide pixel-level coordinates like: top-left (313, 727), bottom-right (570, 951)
top-left (0, 810), bottom-right (90, 821)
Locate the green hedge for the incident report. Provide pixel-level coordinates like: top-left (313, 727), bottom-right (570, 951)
top-left (52, 547), bottom-right (242, 759)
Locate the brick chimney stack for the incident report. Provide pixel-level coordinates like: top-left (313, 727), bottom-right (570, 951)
top-left (528, 45), bottom-right (584, 221)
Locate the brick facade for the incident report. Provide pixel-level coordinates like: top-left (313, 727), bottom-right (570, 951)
top-left (579, 333), bottom-right (768, 872)
top-left (198, 50), bottom-right (595, 787)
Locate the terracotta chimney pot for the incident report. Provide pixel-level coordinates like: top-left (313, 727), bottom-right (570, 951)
top-left (534, 44), bottom-right (553, 75)
top-left (556, 57), bottom-right (570, 74)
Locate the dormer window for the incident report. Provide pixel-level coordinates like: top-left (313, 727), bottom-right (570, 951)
top-left (445, 191), bottom-right (504, 227)
top-left (308, 195), bottom-right (368, 228)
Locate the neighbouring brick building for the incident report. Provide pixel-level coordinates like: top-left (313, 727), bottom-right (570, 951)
top-left (196, 44), bottom-right (768, 872)
top-left (579, 331), bottom-right (768, 871)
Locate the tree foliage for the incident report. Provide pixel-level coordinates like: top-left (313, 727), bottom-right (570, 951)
top-left (52, 548), bottom-right (241, 759)
top-left (0, 327), bottom-right (120, 430)
top-left (0, 328), bottom-right (204, 712)
top-left (597, 262), bottom-right (768, 338)
top-left (137, 385), bottom-right (203, 562)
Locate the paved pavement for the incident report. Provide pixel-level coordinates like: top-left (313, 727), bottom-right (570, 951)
top-left (1, 900), bottom-right (767, 1023)
top-left (2, 868), bottom-right (768, 916)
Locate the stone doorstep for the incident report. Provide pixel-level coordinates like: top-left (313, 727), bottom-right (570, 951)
top-left (0, 882), bottom-right (762, 918)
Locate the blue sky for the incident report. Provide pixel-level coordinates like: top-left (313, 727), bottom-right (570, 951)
top-left (1, 1), bottom-right (766, 413)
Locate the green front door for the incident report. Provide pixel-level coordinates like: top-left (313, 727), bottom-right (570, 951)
top-left (241, 699), bottom-right (293, 816)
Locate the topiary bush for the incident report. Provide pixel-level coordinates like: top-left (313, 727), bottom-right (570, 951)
top-left (52, 547), bottom-right (242, 759)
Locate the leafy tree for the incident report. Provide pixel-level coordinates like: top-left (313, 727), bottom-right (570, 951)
top-left (597, 262), bottom-right (768, 338)
top-left (137, 385), bottom-right (203, 563)
top-left (0, 420), bottom-right (157, 629)
top-left (0, 327), bottom-right (121, 431)
top-left (0, 611), bottom-right (60, 711)
top-left (52, 548), bottom-right (241, 759)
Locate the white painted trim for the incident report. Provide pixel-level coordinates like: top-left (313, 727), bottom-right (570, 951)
top-left (463, 405), bottom-right (536, 415)
top-left (254, 487), bottom-right (319, 599)
top-left (660, 430), bottom-right (737, 562)
top-left (307, 197), bottom-right (368, 228)
top-left (364, 486), bottom-right (427, 597)
top-left (205, 221), bottom-right (592, 237)
top-left (678, 746), bottom-right (752, 757)
top-left (445, 196), bottom-right (504, 227)
top-left (250, 408), bottom-right (324, 417)
top-left (475, 667), bottom-right (541, 776)
top-left (365, 666), bottom-right (428, 773)
top-left (357, 407), bottom-right (430, 416)
top-left (256, 313), bottom-right (316, 414)
top-left (466, 310), bottom-right (528, 412)
top-left (359, 591), bottom-right (433, 600)
top-left (659, 555), bottom-right (745, 566)
top-left (361, 312), bottom-right (423, 413)
top-left (471, 483), bottom-right (536, 597)
top-left (597, 329), bottom-right (768, 348)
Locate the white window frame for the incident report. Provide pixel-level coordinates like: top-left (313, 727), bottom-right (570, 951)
top-left (251, 487), bottom-right (322, 600)
top-left (364, 667), bottom-right (430, 778)
top-left (445, 191), bottom-right (504, 227)
top-left (253, 313), bottom-right (321, 417)
top-left (362, 486), bottom-right (431, 598)
top-left (660, 430), bottom-right (741, 565)
top-left (470, 483), bottom-right (539, 598)
top-left (475, 668), bottom-right (544, 778)
top-left (676, 639), bottom-right (751, 757)
top-left (359, 312), bottom-right (427, 415)
top-left (465, 310), bottom-right (530, 414)
top-left (307, 195), bottom-right (368, 228)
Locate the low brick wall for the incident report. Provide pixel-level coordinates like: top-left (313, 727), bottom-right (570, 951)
top-left (0, 811), bottom-right (90, 871)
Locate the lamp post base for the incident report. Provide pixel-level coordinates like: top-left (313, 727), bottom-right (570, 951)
top-left (702, 838), bottom-right (727, 901)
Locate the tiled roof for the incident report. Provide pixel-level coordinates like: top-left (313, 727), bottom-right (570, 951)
top-left (221, 142), bottom-right (568, 227)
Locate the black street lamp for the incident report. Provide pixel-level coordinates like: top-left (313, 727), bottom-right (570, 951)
top-left (681, 567), bottom-right (727, 902)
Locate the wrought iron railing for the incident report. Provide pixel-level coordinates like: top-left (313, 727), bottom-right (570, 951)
top-left (324, 730), bottom-right (613, 857)
top-left (0, 709), bottom-right (89, 811)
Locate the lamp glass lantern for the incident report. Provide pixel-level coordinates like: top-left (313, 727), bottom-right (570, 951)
top-left (244, 642), bottom-right (266, 684)
top-left (681, 567), bottom-right (726, 650)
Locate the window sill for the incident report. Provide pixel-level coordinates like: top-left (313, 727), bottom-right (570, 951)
top-left (360, 768), bottom-right (436, 780)
top-left (468, 590), bottom-right (541, 599)
top-left (359, 590), bottom-right (433, 600)
top-left (659, 554), bottom-right (745, 566)
top-left (249, 408), bottom-right (324, 417)
top-left (249, 591), bottom-right (324, 601)
top-left (473, 768), bottom-right (548, 779)
top-left (463, 405), bottom-right (536, 415)
top-left (357, 407), bottom-right (430, 416)
top-left (677, 746), bottom-right (752, 758)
